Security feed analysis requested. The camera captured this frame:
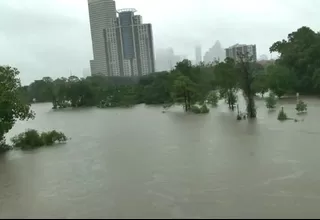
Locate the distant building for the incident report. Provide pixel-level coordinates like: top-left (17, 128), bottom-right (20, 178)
top-left (225, 44), bottom-right (257, 62)
top-left (82, 68), bottom-right (91, 78)
top-left (195, 46), bottom-right (202, 64)
top-left (88, 0), bottom-right (117, 76)
top-left (155, 48), bottom-right (185, 71)
top-left (155, 48), bottom-right (175, 71)
top-left (259, 54), bottom-right (268, 61)
top-left (257, 59), bottom-right (275, 67)
top-left (203, 41), bottom-right (225, 64)
top-left (88, 0), bottom-right (155, 76)
top-left (116, 8), bottom-right (155, 76)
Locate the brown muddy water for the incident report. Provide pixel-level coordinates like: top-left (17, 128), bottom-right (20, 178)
top-left (1, 97), bottom-right (320, 218)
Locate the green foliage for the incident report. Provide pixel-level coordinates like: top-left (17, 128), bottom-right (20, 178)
top-left (139, 72), bottom-right (173, 105)
top-left (0, 137), bottom-right (11, 153)
top-left (20, 60), bottom-right (215, 112)
top-left (206, 90), bottom-right (219, 107)
top-left (190, 104), bottom-right (210, 114)
top-left (295, 100), bottom-right (307, 113)
top-left (200, 104), bottom-right (210, 113)
top-left (11, 129), bottom-right (67, 150)
top-left (252, 72), bottom-right (268, 96)
top-left (228, 90), bottom-right (238, 109)
top-left (0, 66), bottom-right (35, 150)
top-left (215, 58), bottom-right (238, 91)
top-left (266, 64), bottom-right (294, 98)
top-left (213, 58), bottom-right (239, 110)
top-left (265, 92), bottom-right (277, 109)
top-left (190, 105), bottom-right (201, 114)
top-left (270, 26), bottom-right (320, 94)
top-left (277, 107), bottom-right (288, 121)
top-left (219, 88), bottom-right (238, 110)
top-left (237, 52), bottom-right (257, 118)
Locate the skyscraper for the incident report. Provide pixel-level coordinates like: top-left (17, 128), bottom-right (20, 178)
top-left (155, 48), bottom-right (183, 71)
top-left (203, 41), bottom-right (225, 64)
top-left (88, 1), bottom-right (155, 77)
top-left (116, 9), bottom-right (155, 76)
top-left (195, 46), bottom-right (202, 64)
top-left (88, 0), bottom-right (117, 76)
top-left (225, 44), bottom-right (257, 62)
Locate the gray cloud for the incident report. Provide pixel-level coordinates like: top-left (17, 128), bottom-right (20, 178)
top-left (0, 0), bottom-right (92, 84)
top-left (1, 0), bottom-right (320, 84)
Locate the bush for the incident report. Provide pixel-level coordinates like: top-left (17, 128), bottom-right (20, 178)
top-left (200, 104), bottom-right (210, 113)
top-left (206, 90), bottom-right (219, 107)
top-left (277, 107), bottom-right (288, 121)
top-left (40, 130), bottom-right (67, 145)
top-left (296, 100), bottom-right (307, 113)
top-left (190, 104), bottom-right (210, 114)
top-left (11, 129), bottom-right (67, 150)
top-left (0, 138), bottom-right (11, 153)
top-left (265, 92), bottom-right (277, 109)
top-left (190, 105), bottom-right (201, 114)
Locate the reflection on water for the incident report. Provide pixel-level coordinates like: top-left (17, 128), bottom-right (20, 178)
top-left (1, 98), bottom-right (320, 218)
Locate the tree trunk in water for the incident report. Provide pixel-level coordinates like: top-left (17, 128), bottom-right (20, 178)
top-left (183, 90), bottom-right (188, 112)
top-left (247, 96), bottom-right (256, 118)
top-left (227, 91), bottom-right (231, 109)
top-left (186, 91), bottom-right (191, 111)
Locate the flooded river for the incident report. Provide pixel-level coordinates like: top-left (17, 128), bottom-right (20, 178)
top-left (1, 97), bottom-right (320, 218)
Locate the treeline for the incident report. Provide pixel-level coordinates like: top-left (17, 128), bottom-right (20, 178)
top-left (19, 26), bottom-right (320, 114)
top-left (19, 61), bottom-right (218, 110)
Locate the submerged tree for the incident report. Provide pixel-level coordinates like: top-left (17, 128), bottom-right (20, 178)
top-left (265, 92), bottom-right (277, 109)
top-left (206, 90), bottom-right (219, 107)
top-left (252, 72), bottom-right (269, 97)
top-left (237, 52), bottom-right (256, 118)
top-left (277, 106), bottom-right (288, 121)
top-left (171, 74), bottom-right (197, 112)
top-left (296, 100), bottom-right (307, 113)
top-left (266, 64), bottom-right (294, 98)
top-left (214, 58), bottom-right (239, 110)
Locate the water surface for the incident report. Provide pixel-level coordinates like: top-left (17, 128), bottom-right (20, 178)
top-left (1, 98), bottom-right (320, 218)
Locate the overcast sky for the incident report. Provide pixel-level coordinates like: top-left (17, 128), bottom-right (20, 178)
top-left (1, 0), bottom-right (320, 84)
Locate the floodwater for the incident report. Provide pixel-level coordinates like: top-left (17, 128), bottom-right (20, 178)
top-left (1, 97), bottom-right (320, 218)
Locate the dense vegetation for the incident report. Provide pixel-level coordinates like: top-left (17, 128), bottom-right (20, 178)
top-left (1, 26), bottom-right (319, 152)
top-left (11, 129), bottom-right (67, 150)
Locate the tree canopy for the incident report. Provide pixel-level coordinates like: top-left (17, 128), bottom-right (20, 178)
top-left (0, 66), bottom-right (34, 150)
top-left (270, 26), bottom-right (320, 94)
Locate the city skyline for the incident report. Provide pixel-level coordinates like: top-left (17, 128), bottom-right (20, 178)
top-left (1, 0), bottom-right (320, 84)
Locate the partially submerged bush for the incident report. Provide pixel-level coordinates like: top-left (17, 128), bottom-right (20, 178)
top-left (11, 129), bottom-right (67, 150)
top-left (265, 92), bottom-right (277, 109)
top-left (190, 105), bottom-right (201, 114)
top-left (0, 138), bottom-right (11, 153)
top-left (277, 107), bottom-right (288, 121)
top-left (41, 130), bottom-right (67, 145)
top-left (190, 104), bottom-right (210, 114)
top-left (200, 104), bottom-right (210, 113)
top-left (206, 90), bottom-right (219, 107)
top-left (296, 100), bottom-right (307, 113)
